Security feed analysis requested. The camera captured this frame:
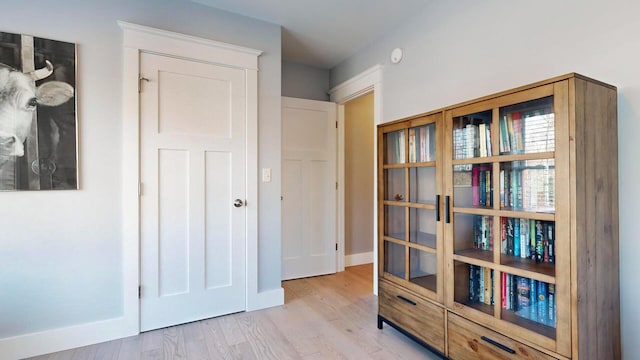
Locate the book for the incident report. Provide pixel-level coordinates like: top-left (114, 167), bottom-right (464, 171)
top-left (512, 112), bottom-right (523, 153)
top-left (479, 266), bottom-right (485, 303)
top-left (513, 218), bottom-right (521, 257)
top-left (529, 278), bottom-right (537, 321)
top-left (535, 221), bottom-right (544, 263)
top-left (398, 130), bottom-right (405, 163)
top-left (479, 123), bottom-right (487, 157)
top-left (507, 113), bottom-right (515, 153)
top-left (466, 123), bottom-right (478, 159)
top-left (548, 283), bottom-right (556, 327)
top-left (486, 124), bottom-right (492, 157)
top-left (469, 265), bottom-right (477, 302)
top-left (408, 128), bottom-right (416, 163)
top-left (484, 267), bottom-right (492, 305)
top-left (419, 126), bottom-right (426, 162)
top-left (506, 218), bottom-right (514, 256)
top-left (501, 272), bottom-right (507, 309)
top-left (427, 124), bottom-right (435, 161)
top-left (501, 217), bottom-right (507, 254)
top-left (472, 166), bottom-right (481, 206)
top-left (486, 170), bottom-right (492, 207)
top-left (516, 276), bottom-right (531, 319)
top-left (500, 170), bottom-right (505, 207)
top-left (500, 115), bottom-right (511, 154)
top-left (537, 282), bottom-right (548, 325)
top-left (547, 222), bottom-right (555, 264)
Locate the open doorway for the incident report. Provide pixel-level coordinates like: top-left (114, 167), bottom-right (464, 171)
top-left (344, 93), bottom-right (375, 267)
top-left (330, 65), bottom-right (382, 294)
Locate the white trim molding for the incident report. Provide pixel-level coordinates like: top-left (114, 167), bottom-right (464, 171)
top-left (345, 251), bottom-right (375, 267)
top-left (0, 317), bottom-right (129, 360)
top-left (329, 65), bottom-right (382, 296)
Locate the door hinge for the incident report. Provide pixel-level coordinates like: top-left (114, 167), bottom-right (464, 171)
top-left (138, 75), bottom-right (149, 93)
top-left (138, 286), bottom-right (141, 299)
top-left (336, 243), bottom-right (338, 251)
top-left (336, 182), bottom-right (338, 190)
top-left (336, 121), bottom-right (338, 129)
top-left (138, 182), bottom-right (142, 197)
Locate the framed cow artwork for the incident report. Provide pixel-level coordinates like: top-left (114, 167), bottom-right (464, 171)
top-left (0, 31), bottom-right (77, 191)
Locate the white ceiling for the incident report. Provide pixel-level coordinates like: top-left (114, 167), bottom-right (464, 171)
top-left (191, 0), bottom-right (430, 69)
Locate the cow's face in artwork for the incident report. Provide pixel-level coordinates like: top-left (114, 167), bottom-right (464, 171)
top-left (0, 60), bottom-right (74, 158)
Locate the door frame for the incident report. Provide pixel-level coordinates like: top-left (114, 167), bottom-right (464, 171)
top-left (120, 21), bottom-right (262, 335)
top-left (329, 65), bottom-right (382, 295)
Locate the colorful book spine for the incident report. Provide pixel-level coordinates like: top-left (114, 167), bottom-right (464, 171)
top-left (501, 272), bottom-right (507, 309)
top-left (535, 221), bottom-right (544, 263)
top-left (516, 276), bottom-right (530, 319)
top-left (529, 278), bottom-right (537, 321)
top-left (537, 282), bottom-right (548, 325)
top-left (408, 128), bottom-right (416, 162)
top-left (548, 284), bottom-right (556, 327)
top-left (546, 222), bottom-right (555, 264)
top-left (501, 217), bottom-right (507, 254)
top-left (506, 218), bottom-right (514, 256)
top-left (483, 267), bottom-right (492, 305)
top-left (513, 218), bottom-right (521, 257)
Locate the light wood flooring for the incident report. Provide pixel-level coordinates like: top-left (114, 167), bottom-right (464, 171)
top-left (28, 264), bottom-right (440, 359)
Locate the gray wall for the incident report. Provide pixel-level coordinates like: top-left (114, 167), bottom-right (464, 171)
top-left (282, 60), bottom-right (330, 101)
top-left (331, 0), bottom-right (639, 357)
top-left (0, 0), bottom-right (281, 338)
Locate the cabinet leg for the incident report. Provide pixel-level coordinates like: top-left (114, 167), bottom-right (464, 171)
top-left (377, 315), bottom-right (383, 329)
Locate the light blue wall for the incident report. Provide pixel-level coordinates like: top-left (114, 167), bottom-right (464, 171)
top-left (282, 60), bottom-right (330, 101)
top-left (0, 0), bottom-right (281, 338)
top-left (332, 0), bottom-right (639, 357)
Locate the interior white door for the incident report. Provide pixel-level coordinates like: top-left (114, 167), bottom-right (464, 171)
top-left (139, 52), bottom-right (246, 331)
top-left (282, 97), bottom-right (337, 280)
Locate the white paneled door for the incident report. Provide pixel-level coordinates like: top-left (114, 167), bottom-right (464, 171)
top-left (282, 97), bottom-right (337, 280)
top-left (139, 52), bottom-right (246, 331)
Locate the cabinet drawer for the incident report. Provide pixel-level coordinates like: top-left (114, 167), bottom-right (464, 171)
top-left (448, 313), bottom-right (557, 360)
top-left (378, 280), bottom-right (445, 353)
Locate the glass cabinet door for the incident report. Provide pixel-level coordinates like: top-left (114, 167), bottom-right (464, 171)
top-left (380, 115), bottom-right (441, 298)
top-left (447, 91), bottom-right (561, 341)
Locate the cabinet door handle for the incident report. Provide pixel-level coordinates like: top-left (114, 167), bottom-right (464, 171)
top-left (481, 336), bottom-right (516, 354)
top-left (445, 196), bottom-right (450, 223)
top-left (435, 194), bottom-right (441, 221)
top-left (396, 295), bottom-right (417, 306)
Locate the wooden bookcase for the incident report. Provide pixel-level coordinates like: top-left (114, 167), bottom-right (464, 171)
top-left (377, 74), bottom-right (619, 359)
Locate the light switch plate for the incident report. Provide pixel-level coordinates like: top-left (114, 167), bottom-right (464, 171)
top-left (262, 168), bottom-right (271, 182)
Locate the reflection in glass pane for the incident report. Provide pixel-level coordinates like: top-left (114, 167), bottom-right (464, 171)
top-left (501, 272), bottom-right (556, 338)
top-left (385, 130), bottom-right (405, 164)
top-left (409, 167), bottom-right (435, 204)
top-left (454, 163), bottom-right (492, 208)
top-left (408, 124), bottom-right (436, 163)
top-left (453, 110), bottom-right (493, 167)
top-left (409, 248), bottom-right (436, 292)
top-left (500, 159), bottom-right (555, 212)
top-left (409, 207), bottom-right (436, 248)
top-left (499, 96), bottom-right (554, 155)
top-left (453, 261), bottom-right (494, 316)
top-left (384, 205), bottom-right (406, 240)
top-left (385, 168), bottom-right (405, 201)
top-left (385, 241), bottom-right (405, 278)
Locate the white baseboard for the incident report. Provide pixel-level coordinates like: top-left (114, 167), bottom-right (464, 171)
top-left (345, 251), bottom-right (374, 267)
top-left (0, 316), bottom-right (136, 360)
top-left (246, 287), bottom-right (284, 311)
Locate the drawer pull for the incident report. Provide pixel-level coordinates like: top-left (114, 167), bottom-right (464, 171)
top-left (481, 336), bottom-right (515, 354)
top-left (396, 295), bottom-right (417, 306)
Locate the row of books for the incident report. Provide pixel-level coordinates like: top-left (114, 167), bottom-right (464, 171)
top-left (387, 130), bottom-right (405, 164)
top-left (501, 218), bottom-right (554, 263)
top-left (499, 109), bottom-right (555, 155)
top-left (472, 165), bottom-right (493, 207)
top-left (467, 266), bottom-right (556, 328)
top-left (473, 215), bottom-right (493, 251)
top-left (408, 125), bottom-right (435, 163)
top-left (453, 121), bottom-right (492, 162)
top-left (499, 166), bottom-right (555, 211)
top-left (469, 265), bottom-right (494, 305)
top-left (502, 273), bottom-right (556, 327)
